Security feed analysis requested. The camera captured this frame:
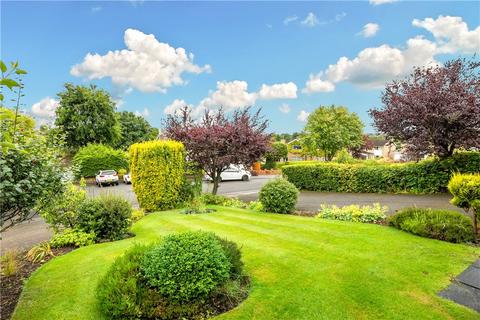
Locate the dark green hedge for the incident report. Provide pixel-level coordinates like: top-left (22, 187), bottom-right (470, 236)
top-left (282, 152), bottom-right (480, 194)
top-left (73, 144), bottom-right (129, 178)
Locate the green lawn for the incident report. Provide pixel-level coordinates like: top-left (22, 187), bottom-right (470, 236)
top-left (13, 207), bottom-right (479, 320)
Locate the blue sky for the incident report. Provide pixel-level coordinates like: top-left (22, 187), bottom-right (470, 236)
top-left (2, 0), bottom-right (479, 133)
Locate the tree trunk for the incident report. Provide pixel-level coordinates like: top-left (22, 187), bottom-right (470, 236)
top-left (212, 176), bottom-right (220, 195)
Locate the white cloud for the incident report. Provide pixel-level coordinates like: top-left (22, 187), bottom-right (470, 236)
top-left (359, 23), bottom-right (380, 38)
top-left (301, 12), bottom-right (319, 27)
top-left (31, 97), bottom-right (59, 118)
top-left (199, 80), bottom-right (257, 111)
top-left (303, 73), bottom-right (335, 93)
top-left (135, 108), bottom-right (150, 117)
top-left (303, 14), bottom-right (479, 92)
top-left (283, 15), bottom-right (298, 25)
top-left (164, 99), bottom-right (192, 115)
top-left (323, 37), bottom-right (437, 89)
top-left (165, 80), bottom-right (299, 117)
top-left (297, 110), bottom-right (310, 122)
top-left (369, 0), bottom-right (398, 5)
top-left (335, 12), bottom-right (347, 22)
top-left (258, 82), bottom-right (297, 100)
top-left (266, 24), bottom-right (273, 29)
top-left (91, 6), bottom-right (102, 13)
top-left (279, 104), bottom-right (291, 114)
top-left (71, 28), bottom-right (211, 93)
top-left (412, 15), bottom-right (480, 54)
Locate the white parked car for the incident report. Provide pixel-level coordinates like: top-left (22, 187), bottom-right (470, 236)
top-left (95, 170), bottom-right (119, 186)
top-left (204, 165), bottom-right (251, 182)
top-left (123, 173), bottom-right (131, 184)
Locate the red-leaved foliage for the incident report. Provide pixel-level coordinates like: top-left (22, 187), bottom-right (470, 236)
top-left (370, 58), bottom-right (480, 159)
top-left (164, 106), bottom-right (271, 194)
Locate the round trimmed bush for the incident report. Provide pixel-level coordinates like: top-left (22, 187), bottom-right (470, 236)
top-left (73, 144), bottom-right (129, 178)
top-left (140, 231), bottom-right (231, 302)
top-left (97, 233), bottom-right (248, 320)
top-left (97, 244), bottom-right (160, 319)
top-left (77, 195), bottom-right (132, 240)
top-left (388, 208), bottom-right (474, 243)
top-left (259, 178), bottom-right (299, 214)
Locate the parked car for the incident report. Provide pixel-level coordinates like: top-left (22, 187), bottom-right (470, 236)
top-left (123, 173), bottom-right (131, 184)
top-left (204, 165), bottom-right (251, 182)
top-left (95, 170), bottom-right (119, 186)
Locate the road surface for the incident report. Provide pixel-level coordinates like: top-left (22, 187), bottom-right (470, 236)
top-left (1, 176), bottom-right (460, 252)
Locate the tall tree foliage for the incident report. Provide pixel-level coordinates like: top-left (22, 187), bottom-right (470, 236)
top-left (370, 58), bottom-right (480, 159)
top-left (349, 135), bottom-right (375, 159)
top-left (301, 105), bottom-right (364, 161)
top-left (164, 107), bottom-right (270, 194)
top-left (55, 84), bottom-right (121, 151)
top-left (115, 111), bottom-right (159, 150)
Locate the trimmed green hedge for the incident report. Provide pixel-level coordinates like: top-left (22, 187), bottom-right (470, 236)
top-left (73, 144), bottom-right (129, 178)
top-left (282, 152), bottom-right (480, 194)
top-left (129, 140), bottom-right (186, 211)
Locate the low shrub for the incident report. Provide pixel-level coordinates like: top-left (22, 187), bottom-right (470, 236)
top-left (73, 144), bottom-right (129, 178)
top-left (388, 208), bottom-right (474, 243)
top-left (129, 140), bottom-right (186, 211)
top-left (181, 197), bottom-right (216, 214)
top-left (38, 183), bottom-right (87, 232)
top-left (77, 195), bottom-right (132, 240)
top-left (448, 173), bottom-right (480, 241)
top-left (198, 194), bottom-right (247, 209)
top-left (97, 239), bottom-right (248, 320)
top-left (1, 251), bottom-right (19, 277)
top-left (26, 242), bottom-right (54, 263)
top-left (248, 200), bottom-right (263, 212)
top-left (317, 203), bottom-right (387, 223)
top-left (282, 151), bottom-right (480, 194)
top-left (97, 244), bottom-right (159, 319)
top-left (259, 178), bottom-right (299, 214)
top-left (50, 228), bottom-right (96, 248)
top-left (140, 232), bottom-right (230, 302)
top-left (217, 237), bottom-right (244, 279)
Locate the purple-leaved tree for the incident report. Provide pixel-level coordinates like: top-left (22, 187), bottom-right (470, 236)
top-left (164, 106), bottom-right (270, 194)
top-left (370, 58), bottom-right (480, 159)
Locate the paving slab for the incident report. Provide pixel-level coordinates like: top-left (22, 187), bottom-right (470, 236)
top-left (439, 260), bottom-right (480, 313)
top-left (457, 264), bottom-right (480, 290)
top-left (439, 281), bottom-right (480, 312)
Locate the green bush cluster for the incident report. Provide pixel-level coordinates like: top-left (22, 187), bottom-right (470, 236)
top-left (317, 203), bottom-right (387, 223)
top-left (141, 232), bottom-right (230, 302)
top-left (388, 208), bottom-right (474, 243)
top-left (129, 140), bottom-right (186, 212)
top-left (282, 152), bottom-right (480, 194)
top-left (97, 232), bottom-right (247, 320)
top-left (198, 193), bottom-right (247, 208)
top-left (259, 178), bottom-right (299, 214)
top-left (39, 184), bottom-right (132, 244)
top-left (50, 228), bottom-right (96, 248)
top-left (78, 195), bottom-right (132, 240)
top-left (73, 144), bottom-right (129, 178)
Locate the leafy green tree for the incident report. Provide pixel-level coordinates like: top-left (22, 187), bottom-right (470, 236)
top-left (55, 84), bottom-right (120, 151)
top-left (0, 128), bottom-right (65, 232)
top-left (301, 105), bottom-right (364, 161)
top-left (264, 142), bottom-right (288, 169)
top-left (115, 111), bottom-right (158, 150)
top-left (0, 107), bottom-right (35, 146)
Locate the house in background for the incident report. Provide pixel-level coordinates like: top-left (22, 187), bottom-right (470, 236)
top-left (361, 138), bottom-right (405, 162)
